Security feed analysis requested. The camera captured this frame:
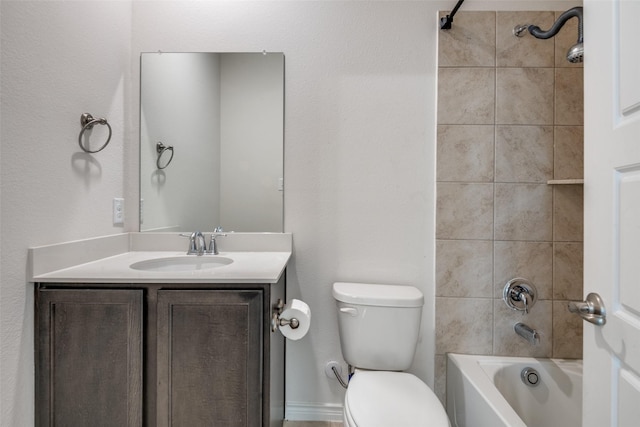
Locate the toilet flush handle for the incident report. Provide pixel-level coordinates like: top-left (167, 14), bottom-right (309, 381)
top-left (340, 307), bottom-right (358, 316)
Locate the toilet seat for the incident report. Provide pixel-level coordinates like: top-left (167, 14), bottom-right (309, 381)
top-left (344, 371), bottom-right (450, 427)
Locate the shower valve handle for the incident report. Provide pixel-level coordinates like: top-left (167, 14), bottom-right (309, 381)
top-left (503, 278), bottom-right (537, 314)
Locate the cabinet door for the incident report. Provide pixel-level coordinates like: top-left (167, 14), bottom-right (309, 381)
top-left (35, 289), bottom-right (143, 427)
top-left (157, 290), bottom-right (263, 427)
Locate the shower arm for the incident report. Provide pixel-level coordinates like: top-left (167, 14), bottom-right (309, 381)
top-left (528, 6), bottom-right (583, 43)
top-left (440, 0), bottom-right (467, 30)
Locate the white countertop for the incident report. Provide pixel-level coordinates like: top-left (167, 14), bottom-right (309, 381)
top-left (29, 233), bottom-right (292, 284)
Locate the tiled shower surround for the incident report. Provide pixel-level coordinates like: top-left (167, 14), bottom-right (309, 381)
top-left (435, 11), bottom-right (584, 402)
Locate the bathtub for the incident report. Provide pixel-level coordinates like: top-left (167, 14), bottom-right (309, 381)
top-left (446, 353), bottom-right (582, 427)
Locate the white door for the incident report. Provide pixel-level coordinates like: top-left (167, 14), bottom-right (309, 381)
top-left (583, 0), bottom-right (640, 426)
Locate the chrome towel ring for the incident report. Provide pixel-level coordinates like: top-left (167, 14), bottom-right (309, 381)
top-left (78, 113), bottom-right (112, 153)
top-left (156, 141), bottom-right (174, 169)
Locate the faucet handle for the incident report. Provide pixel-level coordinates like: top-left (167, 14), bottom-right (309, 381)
top-left (503, 278), bottom-right (537, 314)
top-left (518, 291), bottom-right (533, 314)
top-left (207, 231), bottom-right (227, 255)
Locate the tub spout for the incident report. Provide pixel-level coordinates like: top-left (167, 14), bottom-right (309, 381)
top-left (514, 322), bottom-right (539, 345)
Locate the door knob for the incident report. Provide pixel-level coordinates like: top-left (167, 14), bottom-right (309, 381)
top-left (568, 293), bottom-right (606, 326)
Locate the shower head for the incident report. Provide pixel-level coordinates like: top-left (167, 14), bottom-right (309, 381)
top-left (514, 7), bottom-right (584, 63)
top-left (566, 42), bottom-right (584, 63)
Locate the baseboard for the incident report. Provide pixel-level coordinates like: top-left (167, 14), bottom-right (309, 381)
top-left (285, 402), bottom-right (344, 422)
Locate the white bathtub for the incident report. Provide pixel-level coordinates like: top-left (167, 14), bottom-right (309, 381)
top-left (446, 353), bottom-right (582, 427)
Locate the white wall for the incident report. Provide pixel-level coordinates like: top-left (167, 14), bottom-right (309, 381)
top-left (130, 1), bottom-right (438, 419)
top-left (0, 1), bottom-right (131, 425)
top-left (0, 0), bottom-right (583, 424)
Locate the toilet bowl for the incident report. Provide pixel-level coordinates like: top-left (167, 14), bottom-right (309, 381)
top-left (344, 371), bottom-right (450, 427)
top-left (333, 282), bottom-right (450, 427)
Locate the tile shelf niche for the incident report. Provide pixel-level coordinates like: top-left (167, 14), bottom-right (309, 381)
top-left (547, 179), bottom-right (584, 184)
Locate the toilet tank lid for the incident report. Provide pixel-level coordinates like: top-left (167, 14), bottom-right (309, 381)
top-left (332, 282), bottom-right (424, 307)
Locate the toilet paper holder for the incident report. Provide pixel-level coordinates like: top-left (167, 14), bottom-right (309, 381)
top-left (271, 299), bottom-right (300, 332)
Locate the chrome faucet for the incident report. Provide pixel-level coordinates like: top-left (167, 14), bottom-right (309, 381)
top-left (181, 228), bottom-right (227, 255)
top-left (514, 322), bottom-right (539, 346)
top-left (182, 231), bottom-right (207, 255)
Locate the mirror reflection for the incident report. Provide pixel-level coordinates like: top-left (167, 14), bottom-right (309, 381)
top-left (140, 52), bottom-right (284, 232)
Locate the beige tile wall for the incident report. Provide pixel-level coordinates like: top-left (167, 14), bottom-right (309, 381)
top-left (435, 11), bottom-right (584, 404)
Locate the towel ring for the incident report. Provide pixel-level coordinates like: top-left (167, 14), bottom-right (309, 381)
top-left (156, 142), bottom-right (174, 169)
top-left (78, 113), bottom-right (112, 153)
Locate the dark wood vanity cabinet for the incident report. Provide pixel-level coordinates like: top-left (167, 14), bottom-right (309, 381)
top-left (156, 290), bottom-right (263, 426)
top-left (35, 289), bottom-right (144, 426)
top-left (35, 282), bottom-right (285, 427)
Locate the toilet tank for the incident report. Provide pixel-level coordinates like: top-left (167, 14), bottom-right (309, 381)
top-left (332, 282), bottom-right (424, 371)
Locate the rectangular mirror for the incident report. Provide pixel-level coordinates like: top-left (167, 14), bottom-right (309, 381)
top-left (140, 52), bottom-right (284, 232)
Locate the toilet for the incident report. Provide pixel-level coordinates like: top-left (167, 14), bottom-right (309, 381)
top-left (333, 282), bottom-right (450, 427)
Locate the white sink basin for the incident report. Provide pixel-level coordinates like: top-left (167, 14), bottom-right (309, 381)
top-left (129, 256), bottom-right (233, 272)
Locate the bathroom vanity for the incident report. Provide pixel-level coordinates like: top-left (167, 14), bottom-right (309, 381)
top-left (30, 233), bottom-right (291, 427)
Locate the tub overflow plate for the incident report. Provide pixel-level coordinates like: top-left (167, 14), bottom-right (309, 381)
top-left (521, 367), bottom-right (540, 387)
